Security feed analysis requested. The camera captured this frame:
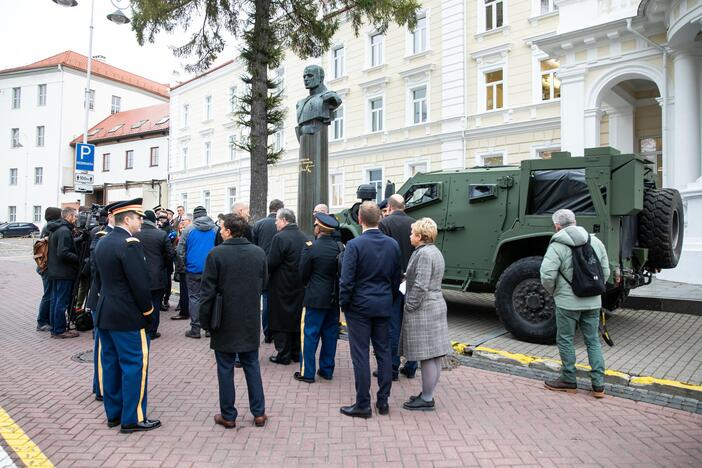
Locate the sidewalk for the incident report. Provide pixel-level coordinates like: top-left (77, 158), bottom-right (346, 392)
top-left (1, 256), bottom-right (701, 467)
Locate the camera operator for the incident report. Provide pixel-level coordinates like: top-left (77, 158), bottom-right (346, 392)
top-left (74, 207), bottom-right (93, 310)
top-left (158, 211), bottom-right (177, 311)
top-left (46, 207), bottom-right (80, 338)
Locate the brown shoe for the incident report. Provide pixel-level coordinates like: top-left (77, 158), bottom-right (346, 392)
top-left (254, 415), bottom-right (267, 427)
top-left (544, 379), bottom-right (577, 393)
top-left (214, 414), bottom-right (236, 428)
top-left (591, 386), bottom-right (605, 399)
top-left (51, 330), bottom-right (79, 339)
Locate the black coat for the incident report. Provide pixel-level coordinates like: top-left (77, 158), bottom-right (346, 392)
top-left (267, 223), bottom-right (308, 332)
top-left (252, 214), bottom-right (277, 255)
top-left (46, 218), bottom-right (80, 280)
top-left (135, 221), bottom-right (175, 291)
top-left (86, 225), bottom-right (113, 310)
top-left (299, 235), bottom-right (343, 309)
top-left (379, 210), bottom-right (416, 273)
top-left (93, 227), bottom-right (153, 331)
top-left (200, 238), bottom-right (268, 353)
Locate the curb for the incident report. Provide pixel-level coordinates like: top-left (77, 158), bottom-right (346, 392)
top-left (624, 295), bottom-right (702, 316)
top-left (451, 341), bottom-right (702, 401)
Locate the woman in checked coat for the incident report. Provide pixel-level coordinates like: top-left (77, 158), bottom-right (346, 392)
top-left (400, 217), bottom-right (451, 411)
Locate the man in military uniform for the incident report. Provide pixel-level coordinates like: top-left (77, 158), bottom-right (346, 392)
top-left (93, 198), bottom-right (161, 433)
top-left (295, 212), bottom-right (343, 383)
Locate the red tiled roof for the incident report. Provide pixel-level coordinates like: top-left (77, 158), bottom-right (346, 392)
top-left (170, 59), bottom-right (235, 90)
top-left (70, 103), bottom-right (169, 146)
top-left (0, 50), bottom-right (169, 98)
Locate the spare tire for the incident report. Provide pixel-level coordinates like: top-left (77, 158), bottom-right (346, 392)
top-left (638, 188), bottom-right (684, 269)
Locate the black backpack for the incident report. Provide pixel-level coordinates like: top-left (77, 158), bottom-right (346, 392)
top-left (559, 235), bottom-right (606, 297)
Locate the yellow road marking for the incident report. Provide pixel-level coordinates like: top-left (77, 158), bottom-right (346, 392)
top-left (0, 406), bottom-right (53, 467)
top-left (630, 376), bottom-right (702, 391)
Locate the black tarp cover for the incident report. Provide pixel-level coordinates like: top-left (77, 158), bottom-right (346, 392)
top-left (529, 169), bottom-right (596, 215)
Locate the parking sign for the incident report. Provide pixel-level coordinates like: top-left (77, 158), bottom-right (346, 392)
top-left (76, 143), bottom-right (95, 171)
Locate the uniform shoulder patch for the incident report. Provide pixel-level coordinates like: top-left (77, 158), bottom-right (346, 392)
top-left (126, 237), bottom-right (140, 243)
top-left (96, 231), bottom-right (107, 237)
top-left (306, 240), bottom-right (313, 247)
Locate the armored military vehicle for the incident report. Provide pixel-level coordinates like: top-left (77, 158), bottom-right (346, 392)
top-left (335, 147), bottom-right (684, 343)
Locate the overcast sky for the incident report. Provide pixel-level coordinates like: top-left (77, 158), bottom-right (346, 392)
top-left (1, 0), bottom-right (238, 85)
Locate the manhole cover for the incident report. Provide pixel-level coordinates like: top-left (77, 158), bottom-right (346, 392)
top-left (72, 350), bottom-right (94, 364)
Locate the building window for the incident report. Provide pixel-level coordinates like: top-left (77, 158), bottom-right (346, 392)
top-left (273, 128), bottom-right (284, 152)
top-left (411, 86), bottom-right (428, 124)
top-left (9, 168), bottom-right (17, 185)
top-left (204, 141), bottom-right (212, 165)
top-left (370, 33), bottom-right (384, 67)
top-left (330, 173), bottom-right (344, 208)
top-left (10, 128), bottom-right (20, 148)
top-left (332, 46), bottom-right (345, 79)
top-left (478, 152), bottom-right (505, 166)
top-left (85, 89), bottom-right (95, 110)
top-left (540, 59), bottom-right (560, 101)
top-left (33, 206), bottom-right (42, 223)
top-left (181, 193), bottom-right (188, 214)
top-left (366, 168), bottom-right (383, 204)
top-left (370, 97), bottom-right (384, 133)
top-left (227, 187), bottom-right (237, 210)
top-left (274, 67), bottom-right (285, 95)
top-left (181, 104), bottom-right (190, 128)
top-left (204, 95), bottom-right (213, 121)
top-left (407, 161), bottom-right (428, 177)
top-left (34, 167), bottom-right (43, 185)
top-left (103, 153), bottom-right (110, 172)
top-left (11, 87), bottom-right (21, 109)
top-left (181, 146), bottom-right (188, 170)
top-left (485, 0), bottom-right (504, 31)
top-left (37, 84), bottom-right (47, 106)
top-left (228, 86), bottom-right (237, 113)
top-left (332, 105), bottom-right (344, 140)
top-left (539, 0), bottom-right (558, 15)
top-left (485, 69), bottom-right (504, 111)
top-left (411, 12), bottom-right (428, 54)
top-left (228, 135), bottom-right (237, 161)
top-left (111, 95), bottom-right (121, 114)
top-left (150, 147), bottom-right (159, 167)
top-left (125, 150), bottom-right (134, 169)
top-left (36, 126), bottom-right (45, 147)
top-left (8, 206), bottom-right (16, 222)
top-left (202, 190), bottom-right (211, 213)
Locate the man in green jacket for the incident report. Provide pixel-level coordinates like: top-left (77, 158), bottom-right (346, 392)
top-left (540, 209), bottom-right (610, 398)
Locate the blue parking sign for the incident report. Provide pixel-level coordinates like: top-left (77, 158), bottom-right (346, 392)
top-left (76, 143), bottom-right (95, 171)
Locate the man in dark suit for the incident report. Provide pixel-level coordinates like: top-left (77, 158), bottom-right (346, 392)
top-left (339, 201), bottom-right (402, 418)
top-left (93, 198), bottom-right (160, 434)
top-left (379, 194), bottom-right (418, 379)
top-left (267, 208), bottom-right (308, 364)
top-left (135, 210), bottom-right (176, 339)
top-left (253, 199), bottom-right (285, 343)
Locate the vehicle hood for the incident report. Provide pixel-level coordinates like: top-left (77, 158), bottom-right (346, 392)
top-left (551, 225), bottom-right (589, 247)
top-left (193, 216), bottom-right (216, 231)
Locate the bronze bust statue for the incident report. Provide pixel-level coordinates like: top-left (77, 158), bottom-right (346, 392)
top-left (295, 65), bottom-right (342, 141)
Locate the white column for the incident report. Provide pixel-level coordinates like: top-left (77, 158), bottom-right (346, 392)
top-left (559, 70), bottom-right (586, 154)
top-left (583, 108), bottom-right (602, 148)
top-left (608, 106), bottom-right (635, 153)
top-left (672, 51), bottom-right (701, 187)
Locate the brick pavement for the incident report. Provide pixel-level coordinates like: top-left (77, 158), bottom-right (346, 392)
top-left (1, 251), bottom-right (702, 467)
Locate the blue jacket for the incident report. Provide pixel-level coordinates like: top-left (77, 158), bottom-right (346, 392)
top-left (339, 229), bottom-right (401, 317)
top-left (178, 216), bottom-right (217, 274)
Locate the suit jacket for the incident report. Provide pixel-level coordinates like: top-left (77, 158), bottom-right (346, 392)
top-left (135, 221), bottom-right (175, 291)
top-left (267, 223), bottom-right (307, 332)
top-left (200, 238), bottom-right (268, 353)
top-left (379, 210), bottom-right (416, 273)
top-left (299, 235), bottom-right (343, 309)
top-left (252, 213), bottom-right (277, 255)
top-left (94, 227), bottom-right (153, 331)
top-left (339, 229), bottom-right (401, 318)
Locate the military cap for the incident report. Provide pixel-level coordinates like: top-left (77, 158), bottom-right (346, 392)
top-left (152, 204), bottom-right (163, 212)
top-left (143, 210), bottom-right (157, 223)
top-left (109, 198), bottom-right (145, 216)
top-left (314, 212), bottom-right (339, 230)
top-left (378, 199), bottom-right (388, 210)
top-left (166, 208), bottom-right (175, 216)
top-left (157, 211), bottom-right (169, 220)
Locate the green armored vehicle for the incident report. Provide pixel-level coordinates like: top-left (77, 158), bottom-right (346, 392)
top-left (335, 147), bottom-right (684, 343)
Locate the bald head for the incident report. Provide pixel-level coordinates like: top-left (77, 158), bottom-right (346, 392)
top-left (313, 203), bottom-right (329, 214)
top-left (387, 194), bottom-right (405, 212)
top-left (231, 201), bottom-right (250, 221)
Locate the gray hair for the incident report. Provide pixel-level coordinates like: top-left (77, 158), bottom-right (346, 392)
top-left (61, 207), bottom-right (77, 218)
top-left (276, 208), bottom-right (296, 224)
top-left (313, 203), bottom-right (329, 214)
top-left (231, 201), bottom-right (249, 214)
top-left (552, 209), bottom-right (576, 227)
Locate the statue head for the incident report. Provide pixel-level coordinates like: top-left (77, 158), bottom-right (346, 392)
top-left (303, 65), bottom-right (324, 90)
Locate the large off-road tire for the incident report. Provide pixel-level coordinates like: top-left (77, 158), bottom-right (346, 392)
top-left (495, 256), bottom-right (556, 344)
top-left (638, 188), bottom-right (684, 269)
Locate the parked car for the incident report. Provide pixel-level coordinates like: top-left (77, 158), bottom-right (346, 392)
top-left (0, 222), bottom-right (40, 238)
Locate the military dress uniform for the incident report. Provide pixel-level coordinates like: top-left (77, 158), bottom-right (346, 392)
top-left (93, 199), bottom-right (161, 433)
top-left (295, 213), bottom-right (343, 382)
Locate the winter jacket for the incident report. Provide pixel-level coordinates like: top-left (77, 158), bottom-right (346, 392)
top-left (135, 221), bottom-right (175, 291)
top-left (177, 216), bottom-right (217, 274)
top-left (46, 218), bottom-right (80, 280)
top-left (540, 225), bottom-right (611, 311)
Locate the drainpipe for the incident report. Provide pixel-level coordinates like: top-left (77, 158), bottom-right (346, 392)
top-left (626, 18), bottom-right (668, 187)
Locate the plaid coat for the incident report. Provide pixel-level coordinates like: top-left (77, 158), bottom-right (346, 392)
top-left (400, 244), bottom-right (451, 361)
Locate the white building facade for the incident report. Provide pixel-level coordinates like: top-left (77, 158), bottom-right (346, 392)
top-left (0, 51), bottom-right (168, 225)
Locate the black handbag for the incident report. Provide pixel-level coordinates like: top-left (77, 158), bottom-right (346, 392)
top-left (210, 293), bottom-right (223, 331)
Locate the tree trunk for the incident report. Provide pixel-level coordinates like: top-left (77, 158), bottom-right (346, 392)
top-left (248, 0), bottom-right (272, 221)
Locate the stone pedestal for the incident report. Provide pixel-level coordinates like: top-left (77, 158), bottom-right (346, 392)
top-left (297, 125), bottom-right (328, 236)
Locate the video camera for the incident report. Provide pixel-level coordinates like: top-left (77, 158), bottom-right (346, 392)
top-left (76, 204), bottom-right (107, 232)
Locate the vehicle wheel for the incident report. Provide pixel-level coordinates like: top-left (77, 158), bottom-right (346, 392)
top-left (495, 256), bottom-right (556, 344)
top-left (638, 188), bottom-right (684, 269)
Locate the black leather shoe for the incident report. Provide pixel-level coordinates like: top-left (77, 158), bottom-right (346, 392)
top-left (120, 419), bottom-right (161, 433)
top-left (95, 394), bottom-right (103, 401)
top-left (340, 404), bottom-right (372, 419)
top-left (375, 402), bottom-right (389, 415)
top-left (107, 419), bottom-right (120, 428)
top-left (399, 366), bottom-right (416, 379)
top-left (150, 332), bottom-right (161, 340)
top-left (294, 371), bottom-right (314, 383)
top-left (317, 370), bottom-right (332, 381)
top-left (269, 355), bottom-right (291, 365)
top-left (403, 397), bottom-right (435, 411)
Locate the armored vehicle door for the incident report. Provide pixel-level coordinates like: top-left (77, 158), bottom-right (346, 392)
top-left (400, 174), bottom-right (451, 249)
